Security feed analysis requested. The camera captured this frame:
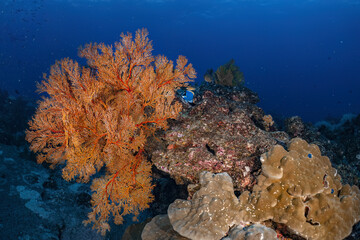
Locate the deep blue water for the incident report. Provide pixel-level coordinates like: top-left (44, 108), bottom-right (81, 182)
top-left (0, 0), bottom-right (359, 122)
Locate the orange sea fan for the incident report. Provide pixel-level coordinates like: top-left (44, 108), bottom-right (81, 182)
top-left (26, 28), bottom-right (196, 234)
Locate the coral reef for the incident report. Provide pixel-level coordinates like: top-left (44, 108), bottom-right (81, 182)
top-left (25, 29), bottom-right (195, 234)
top-left (194, 80), bottom-right (259, 105)
top-left (223, 224), bottom-right (278, 240)
top-left (143, 139), bottom-right (360, 240)
top-left (282, 114), bottom-right (360, 189)
top-left (0, 143), bottom-right (104, 240)
top-left (167, 171), bottom-right (241, 240)
top-left (204, 59), bottom-right (244, 87)
top-left (151, 89), bottom-right (289, 192)
top-left (239, 138), bottom-right (360, 240)
top-left (284, 116), bottom-right (306, 138)
top-left (316, 114), bottom-right (360, 165)
top-left (262, 114), bottom-right (275, 131)
top-left (0, 89), bottom-right (34, 145)
top-left (141, 214), bottom-right (188, 240)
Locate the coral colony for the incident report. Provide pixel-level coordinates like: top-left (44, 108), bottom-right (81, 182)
top-left (144, 139), bottom-right (360, 240)
top-left (26, 29), bottom-right (360, 239)
top-left (26, 28), bottom-right (196, 234)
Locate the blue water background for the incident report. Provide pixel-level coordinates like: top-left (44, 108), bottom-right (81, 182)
top-left (0, 0), bottom-right (359, 122)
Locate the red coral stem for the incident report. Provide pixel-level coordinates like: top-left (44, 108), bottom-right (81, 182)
top-left (135, 117), bottom-right (167, 127)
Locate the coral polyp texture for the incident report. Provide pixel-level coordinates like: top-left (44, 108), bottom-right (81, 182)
top-left (151, 90), bottom-right (289, 192)
top-left (240, 138), bottom-right (360, 240)
top-left (143, 138), bottom-right (360, 240)
top-left (168, 171), bottom-right (242, 240)
top-left (25, 28), bottom-right (196, 234)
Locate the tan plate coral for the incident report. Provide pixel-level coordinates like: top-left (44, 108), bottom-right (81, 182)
top-left (239, 137), bottom-right (360, 240)
top-left (144, 138), bottom-right (360, 240)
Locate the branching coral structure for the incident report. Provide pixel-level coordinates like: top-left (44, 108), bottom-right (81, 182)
top-left (25, 28), bottom-right (196, 234)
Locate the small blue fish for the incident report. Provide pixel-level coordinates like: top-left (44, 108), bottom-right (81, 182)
top-left (182, 87), bottom-right (195, 103)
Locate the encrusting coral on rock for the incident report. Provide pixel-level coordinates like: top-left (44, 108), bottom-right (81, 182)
top-left (142, 138), bottom-right (360, 240)
top-left (151, 89), bottom-right (289, 193)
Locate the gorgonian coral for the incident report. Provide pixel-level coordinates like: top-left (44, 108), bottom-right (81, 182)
top-left (26, 28), bottom-right (196, 234)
